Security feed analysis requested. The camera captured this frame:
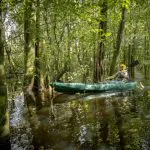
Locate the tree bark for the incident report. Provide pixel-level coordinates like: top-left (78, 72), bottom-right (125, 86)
top-left (109, 7), bottom-right (127, 76)
top-left (0, 0), bottom-right (10, 147)
top-left (24, 0), bottom-right (32, 86)
top-left (33, 0), bottom-right (40, 92)
top-left (32, 0), bottom-right (42, 108)
top-left (93, 0), bottom-right (107, 82)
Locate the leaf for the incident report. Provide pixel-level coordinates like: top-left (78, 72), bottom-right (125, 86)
top-left (105, 32), bottom-right (112, 37)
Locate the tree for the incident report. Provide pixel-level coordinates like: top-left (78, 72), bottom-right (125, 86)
top-left (109, 5), bottom-right (127, 76)
top-left (0, 0), bottom-right (10, 148)
top-left (32, 0), bottom-right (42, 108)
top-left (24, 0), bottom-right (32, 86)
top-left (93, 0), bottom-right (107, 82)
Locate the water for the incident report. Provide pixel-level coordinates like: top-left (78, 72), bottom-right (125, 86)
top-left (8, 85), bottom-right (150, 150)
top-left (9, 94), bottom-right (33, 150)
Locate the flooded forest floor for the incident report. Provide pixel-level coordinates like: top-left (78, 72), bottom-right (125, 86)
top-left (8, 71), bottom-right (150, 150)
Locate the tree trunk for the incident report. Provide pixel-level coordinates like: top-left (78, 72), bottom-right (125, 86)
top-left (23, 0), bottom-right (32, 86)
top-left (93, 0), bottom-right (107, 82)
top-left (144, 36), bottom-right (149, 80)
top-left (32, 0), bottom-right (42, 108)
top-left (128, 44), bottom-right (134, 79)
top-left (0, 0), bottom-right (10, 148)
top-left (33, 0), bottom-right (40, 92)
top-left (109, 7), bottom-right (127, 76)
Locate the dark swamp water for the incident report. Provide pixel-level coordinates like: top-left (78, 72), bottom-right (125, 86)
top-left (8, 82), bottom-right (150, 150)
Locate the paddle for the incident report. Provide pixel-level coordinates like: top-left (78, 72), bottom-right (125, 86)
top-left (128, 60), bottom-right (140, 68)
top-left (129, 60), bottom-right (145, 90)
top-left (128, 60), bottom-right (145, 90)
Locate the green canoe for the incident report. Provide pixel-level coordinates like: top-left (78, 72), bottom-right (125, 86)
top-left (50, 81), bottom-right (137, 93)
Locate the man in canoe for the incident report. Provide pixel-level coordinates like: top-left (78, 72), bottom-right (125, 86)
top-left (106, 64), bottom-right (129, 82)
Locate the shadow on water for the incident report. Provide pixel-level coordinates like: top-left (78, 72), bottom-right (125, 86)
top-left (9, 82), bottom-right (150, 150)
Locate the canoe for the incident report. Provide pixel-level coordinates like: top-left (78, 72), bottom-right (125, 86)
top-left (50, 81), bottom-right (137, 93)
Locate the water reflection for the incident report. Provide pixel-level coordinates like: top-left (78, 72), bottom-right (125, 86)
top-left (9, 94), bottom-right (33, 150)
top-left (9, 89), bottom-right (150, 150)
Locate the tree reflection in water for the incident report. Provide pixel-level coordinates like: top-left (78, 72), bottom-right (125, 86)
top-left (9, 89), bottom-right (150, 150)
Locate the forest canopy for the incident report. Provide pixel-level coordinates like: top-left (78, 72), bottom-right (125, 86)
top-left (2, 0), bottom-right (150, 86)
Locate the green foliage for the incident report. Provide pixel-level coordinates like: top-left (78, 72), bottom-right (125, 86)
top-left (4, 0), bottom-right (150, 83)
top-left (122, 0), bottom-right (130, 9)
top-left (123, 118), bottom-right (142, 150)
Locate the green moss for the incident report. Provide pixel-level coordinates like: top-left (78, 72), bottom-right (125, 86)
top-left (0, 65), bottom-right (4, 77)
top-left (0, 96), bottom-right (5, 102)
top-left (0, 86), bottom-right (7, 96)
top-left (0, 96), bottom-right (7, 125)
top-left (0, 112), bottom-right (9, 139)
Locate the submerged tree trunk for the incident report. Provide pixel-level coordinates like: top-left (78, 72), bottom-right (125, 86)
top-left (0, 1), bottom-right (10, 148)
top-left (109, 7), bottom-right (127, 76)
top-left (93, 0), bottom-right (107, 82)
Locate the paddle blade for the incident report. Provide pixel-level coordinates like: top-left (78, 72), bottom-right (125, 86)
top-left (129, 60), bottom-right (139, 67)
